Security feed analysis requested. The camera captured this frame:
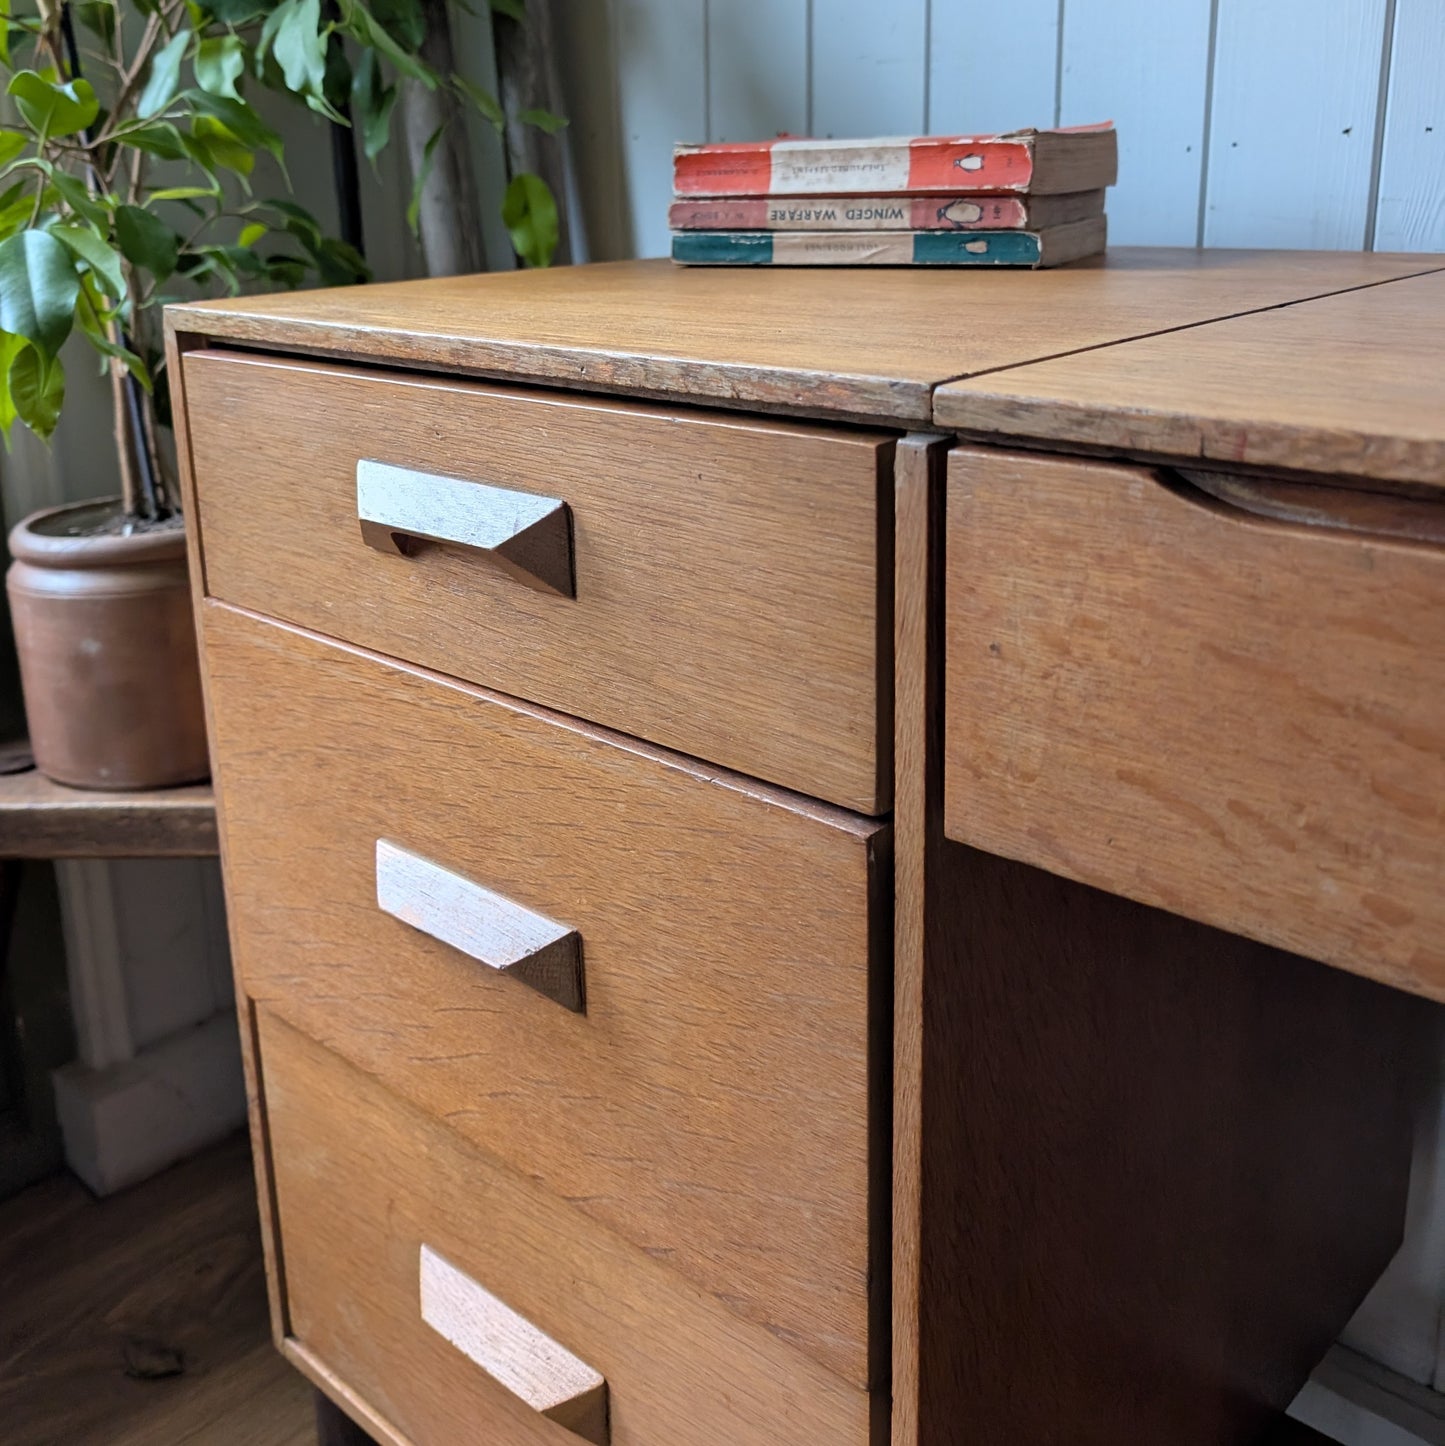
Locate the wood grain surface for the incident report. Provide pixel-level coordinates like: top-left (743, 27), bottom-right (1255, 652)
top-left (935, 270), bottom-right (1445, 489)
top-left (165, 251), bottom-right (1444, 427)
top-left (0, 1133), bottom-right (311, 1446)
top-left (262, 1012), bottom-right (873, 1446)
top-left (203, 601), bottom-right (886, 1389)
top-left (944, 447), bottom-right (1445, 998)
top-left (184, 348), bottom-right (891, 814)
top-left (889, 432), bottom-right (951, 1446)
top-left (909, 840), bottom-right (1429, 1445)
top-left (0, 768), bottom-right (217, 857)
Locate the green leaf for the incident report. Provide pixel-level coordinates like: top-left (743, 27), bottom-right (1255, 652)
top-left (114, 204), bottom-right (179, 282)
top-left (138, 29), bottom-right (191, 119)
top-left (192, 114), bottom-right (255, 175)
top-left (265, 197), bottom-right (321, 239)
top-left (237, 220), bottom-right (266, 247)
top-left (120, 119), bottom-right (188, 159)
top-left (338, 0), bottom-right (435, 85)
top-left (269, 0), bottom-right (327, 99)
top-left (75, 294), bottom-right (150, 388)
top-left (49, 224), bottom-right (126, 302)
top-left (310, 235), bottom-right (368, 285)
top-left (0, 229), bottom-right (78, 359)
top-left (8, 72), bottom-right (99, 139)
top-left (454, 75), bottom-right (503, 132)
top-left (0, 330), bottom-right (25, 439)
top-left (501, 170), bottom-right (557, 268)
top-left (149, 184), bottom-right (221, 201)
top-left (406, 124), bottom-right (442, 234)
top-left (50, 168), bottom-right (110, 229)
top-left (9, 343), bottom-right (64, 439)
top-left (188, 93), bottom-right (284, 164)
top-left (518, 106), bottom-right (566, 134)
top-left (489, 0), bottom-right (524, 19)
top-left (0, 179), bottom-right (31, 241)
top-left (369, 0), bottom-right (424, 48)
top-left (350, 50), bottom-right (396, 163)
top-left (195, 34), bottom-right (245, 100)
top-left (0, 130), bottom-right (26, 167)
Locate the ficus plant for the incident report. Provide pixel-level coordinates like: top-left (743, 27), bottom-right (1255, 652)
top-left (0, 0), bottom-right (561, 519)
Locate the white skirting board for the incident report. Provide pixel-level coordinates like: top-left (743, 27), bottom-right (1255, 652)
top-left (1292, 1346), bottom-right (1445, 1446)
top-left (51, 858), bottom-right (243, 1195)
top-left (52, 1011), bottom-right (245, 1195)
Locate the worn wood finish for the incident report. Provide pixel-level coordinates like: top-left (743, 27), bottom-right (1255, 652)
top-left (420, 1245), bottom-right (608, 1443)
top-left (165, 251), bottom-right (1443, 427)
top-left (910, 840), bottom-right (1429, 1445)
top-left (890, 433), bottom-right (951, 1446)
top-left (935, 270), bottom-right (1445, 489)
top-left (203, 601), bottom-right (885, 1389)
top-left (262, 1012), bottom-right (873, 1446)
top-left (944, 447), bottom-right (1445, 998)
top-left (166, 323), bottom-right (290, 1354)
top-left (0, 767), bottom-right (217, 858)
top-left (184, 349), bottom-right (891, 814)
top-left (0, 1133), bottom-right (311, 1446)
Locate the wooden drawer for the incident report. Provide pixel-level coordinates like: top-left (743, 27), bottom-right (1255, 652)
top-left (181, 349), bottom-right (893, 814)
top-left (203, 601), bottom-right (885, 1389)
top-left (943, 446), bottom-right (1445, 996)
top-left (261, 1012), bottom-right (872, 1446)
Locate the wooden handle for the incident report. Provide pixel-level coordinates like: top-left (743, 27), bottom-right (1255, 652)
top-left (357, 459), bottom-right (575, 596)
top-left (420, 1246), bottom-right (608, 1444)
top-left (376, 840), bottom-right (585, 1012)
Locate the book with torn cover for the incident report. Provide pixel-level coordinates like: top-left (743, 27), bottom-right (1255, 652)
top-left (672, 125), bottom-right (1117, 198)
top-left (670, 217), bottom-right (1107, 268)
top-left (668, 189), bottom-right (1105, 232)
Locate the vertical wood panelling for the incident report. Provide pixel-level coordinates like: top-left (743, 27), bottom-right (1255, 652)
top-left (926, 0), bottom-right (1059, 136)
top-left (810, 0), bottom-right (928, 139)
top-left (1204, 0), bottom-right (1388, 249)
top-left (1373, 0), bottom-right (1445, 251)
top-left (708, 0), bottom-right (809, 142)
top-left (1059, 0), bottom-right (1212, 245)
top-left (614, 0), bottom-right (708, 257)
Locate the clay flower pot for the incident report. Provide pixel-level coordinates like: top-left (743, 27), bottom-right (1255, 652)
top-left (6, 498), bottom-right (209, 790)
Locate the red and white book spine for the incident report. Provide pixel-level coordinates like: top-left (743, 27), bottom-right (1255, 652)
top-left (669, 195), bottom-right (1032, 231)
top-left (673, 123), bottom-right (1115, 197)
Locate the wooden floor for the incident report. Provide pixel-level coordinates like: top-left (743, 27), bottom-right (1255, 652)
top-left (0, 1132), bottom-right (313, 1446)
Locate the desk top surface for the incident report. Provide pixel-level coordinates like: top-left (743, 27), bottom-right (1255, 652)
top-left (168, 249), bottom-right (1441, 434)
top-left (936, 268), bottom-right (1445, 491)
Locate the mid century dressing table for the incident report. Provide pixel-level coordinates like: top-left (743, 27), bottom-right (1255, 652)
top-left (166, 249), bottom-right (1445, 1446)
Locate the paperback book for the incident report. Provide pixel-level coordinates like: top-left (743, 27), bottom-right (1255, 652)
top-left (668, 189), bottom-right (1104, 233)
top-left (673, 124), bottom-right (1117, 199)
top-left (671, 217), bottom-right (1107, 268)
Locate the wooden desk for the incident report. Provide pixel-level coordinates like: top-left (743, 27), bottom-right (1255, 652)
top-left (169, 251), bottom-right (1443, 1446)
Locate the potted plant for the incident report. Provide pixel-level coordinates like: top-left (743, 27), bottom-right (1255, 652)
top-left (0, 0), bottom-right (560, 789)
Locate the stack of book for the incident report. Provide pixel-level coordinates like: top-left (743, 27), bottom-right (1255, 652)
top-left (670, 123), bottom-right (1117, 268)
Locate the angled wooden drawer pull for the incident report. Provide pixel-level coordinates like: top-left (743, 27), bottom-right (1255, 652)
top-left (420, 1245), bottom-right (608, 1444)
top-left (375, 839), bottom-right (585, 1012)
top-left (357, 459), bottom-right (575, 597)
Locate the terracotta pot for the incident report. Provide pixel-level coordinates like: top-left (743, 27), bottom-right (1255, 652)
top-left (6, 498), bottom-right (209, 790)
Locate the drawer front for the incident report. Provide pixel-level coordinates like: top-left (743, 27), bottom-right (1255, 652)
top-left (182, 349), bottom-right (892, 814)
top-left (261, 1012), bottom-right (872, 1446)
top-left (944, 446), bottom-right (1445, 997)
top-left (204, 602), bottom-right (884, 1387)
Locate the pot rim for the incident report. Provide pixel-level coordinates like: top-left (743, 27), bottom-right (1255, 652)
top-left (8, 498), bottom-right (187, 569)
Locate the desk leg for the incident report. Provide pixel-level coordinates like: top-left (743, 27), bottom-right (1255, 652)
top-left (314, 1389), bottom-right (379, 1446)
